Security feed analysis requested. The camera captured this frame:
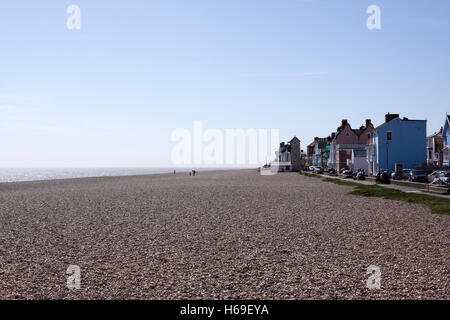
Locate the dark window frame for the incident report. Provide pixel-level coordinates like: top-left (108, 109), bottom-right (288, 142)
top-left (387, 131), bottom-right (392, 141)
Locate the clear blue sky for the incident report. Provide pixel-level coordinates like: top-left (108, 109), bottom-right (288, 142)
top-left (1, 0), bottom-right (449, 167)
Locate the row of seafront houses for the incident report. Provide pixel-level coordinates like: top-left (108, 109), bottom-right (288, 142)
top-left (272, 113), bottom-right (450, 175)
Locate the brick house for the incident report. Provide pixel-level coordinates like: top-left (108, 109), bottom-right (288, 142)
top-left (328, 119), bottom-right (375, 171)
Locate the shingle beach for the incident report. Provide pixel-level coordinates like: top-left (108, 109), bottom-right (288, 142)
top-left (0, 170), bottom-right (448, 299)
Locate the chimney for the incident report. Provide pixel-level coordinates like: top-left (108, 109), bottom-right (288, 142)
top-left (366, 119), bottom-right (372, 127)
top-left (385, 113), bottom-right (399, 123)
top-left (341, 119), bottom-right (348, 127)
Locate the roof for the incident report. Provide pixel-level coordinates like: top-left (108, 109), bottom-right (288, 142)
top-left (375, 117), bottom-right (426, 130)
top-left (318, 140), bottom-right (328, 149)
top-left (444, 115), bottom-right (450, 131)
top-left (428, 127), bottom-right (443, 138)
top-left (334, 124), bottom-right (354, 141)
top-left (353, 149), bottom-right (367, 157)
top-left (280, 144), bottom-right (290, 153)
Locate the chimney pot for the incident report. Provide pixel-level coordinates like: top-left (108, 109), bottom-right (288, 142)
top-left (385, 113), bottom-right (399, 123)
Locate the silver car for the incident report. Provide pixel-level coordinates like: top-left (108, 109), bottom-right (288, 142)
top-left (432, 171), bottom-right (450, 186)
top-left (313, 166), bottom-right (324, 174)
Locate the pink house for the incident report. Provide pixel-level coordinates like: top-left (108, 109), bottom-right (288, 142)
top-left (328, 119), bottom-right (375, 171)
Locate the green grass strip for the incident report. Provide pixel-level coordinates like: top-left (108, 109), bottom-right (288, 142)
top-left (321, 177), bottom-right (450, 215)
top-left (298, 171), bottom-right (323, 178)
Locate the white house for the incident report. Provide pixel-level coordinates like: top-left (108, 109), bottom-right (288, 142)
top-left (349, 149), bottom-right (368, 173)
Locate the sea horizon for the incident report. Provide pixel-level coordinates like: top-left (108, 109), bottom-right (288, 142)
top-left (0, 167), bottom-right (253, 183)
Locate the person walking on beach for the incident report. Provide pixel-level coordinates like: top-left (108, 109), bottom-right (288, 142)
top-left (192, 170), bottom-right (196, 176)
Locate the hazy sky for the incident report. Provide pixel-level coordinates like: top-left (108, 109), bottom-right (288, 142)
top-left (1, 0), bottom-right (449, 167)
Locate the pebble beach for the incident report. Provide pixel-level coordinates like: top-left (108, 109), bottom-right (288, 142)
top-left (0, 169), bottom-right (448, 299)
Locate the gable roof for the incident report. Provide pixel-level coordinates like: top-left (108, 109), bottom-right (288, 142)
top-left (317, 139), bottom-right (328, 149)
top-left (352, 128), bottom-right (363, 136)
top-left (442, 114), bottom-right (450, 132)
top-left (334, 123), bottom-right (358, 141)
top-left (376, 117), bottom-right (399, 130)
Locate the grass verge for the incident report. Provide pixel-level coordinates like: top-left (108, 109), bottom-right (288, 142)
top-left (298, 171), bottom-right (323, 179)
top-left (322, 178), bottom-right (450, 215)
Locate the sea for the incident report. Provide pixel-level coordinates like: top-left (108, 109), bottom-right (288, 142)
top-left (0, 168), bottom-right (185, 183)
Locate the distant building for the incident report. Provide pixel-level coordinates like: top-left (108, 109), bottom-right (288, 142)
top-left (367, 113), bottom-right (426, 175)
top-left (300, 149), bottom-right (307, 168)
top-left (315, 138), bottom-right (328, 167)
top-left (322, 138), bottom-right (332, 168)
top-left (274, 137), bottom-right (301, 172)
top-left (427, 128), bottom-right (443, 166)
top-left (443, 115), bottom-right (450, 166)
top-left (306, 141), bottom-right (315, 166)
top-left (307, 137), bottom-right (328, 167)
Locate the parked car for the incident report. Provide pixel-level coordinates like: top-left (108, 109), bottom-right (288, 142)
top-left (376, 170), bottom-right (391, 184)
top-left (339, 167), bottom-right (349, 174)
top-left (391, 168), bottom-right (412, 180)
top-left (391, 171), bottom-right (400, 180)
top-left (343, 170), bottom-right (354, 179)
top-left (408, 169), bottom-right (428, 183)
top-left (313, 166), bottom-right (324, 174)
top-left (428, 170), bottom-right (444, 183)
top-left (402, 169), bottom-right (412, 180)
top-left (431, 171), bottom-right (450, 186)
top-left (353, 170), bottom-right (366, 180)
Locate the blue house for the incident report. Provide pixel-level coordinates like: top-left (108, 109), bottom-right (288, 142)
top-left (367, 114), bottom-right (427, 174)
top-left (443, 115), bottom-right (450, 166)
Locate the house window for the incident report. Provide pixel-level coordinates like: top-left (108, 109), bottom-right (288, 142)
top-left (387, 131), bottom-right (392, 141)
top-left (346, 132), bottom-right (350, 137)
